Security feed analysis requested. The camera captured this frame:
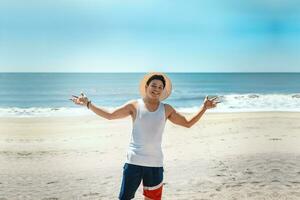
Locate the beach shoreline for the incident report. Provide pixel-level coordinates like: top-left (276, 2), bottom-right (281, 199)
top-left (1, 112), bottom-right (300, 199)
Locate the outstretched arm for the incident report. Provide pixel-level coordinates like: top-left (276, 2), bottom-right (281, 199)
top-left (70, 92), bottom-right (134, 120)
top-left (89, 101), bottom-right (134, 120)
top-left (166, 96), bottom-right (219, 128)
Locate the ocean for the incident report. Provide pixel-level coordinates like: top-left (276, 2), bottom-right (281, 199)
top-left (0, 73), bottom-right (299, 117)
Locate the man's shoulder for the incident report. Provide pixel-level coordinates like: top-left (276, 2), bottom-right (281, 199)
top-left (164, 103), bottom-right (175, 116)
top-left (164, 103), bottom-right (173, 109)
top-left (125, 99), bottom-right (139, 110)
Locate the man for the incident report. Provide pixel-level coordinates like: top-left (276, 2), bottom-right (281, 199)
top-left (71, 72), bottom-right (219, 200)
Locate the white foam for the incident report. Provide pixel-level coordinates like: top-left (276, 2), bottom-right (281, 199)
top-left (216, 93), bottom-right (300, 112)
top-left (0, 107), bottom-right (113, 118)
top-left (177, 93), bottom-right (300, 113)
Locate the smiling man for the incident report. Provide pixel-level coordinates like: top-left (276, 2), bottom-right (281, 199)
top-left (71, 72), bottom-right (219, 200)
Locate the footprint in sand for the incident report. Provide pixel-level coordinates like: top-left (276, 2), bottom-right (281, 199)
top-left (271, 179), bottom-right (280, 183)
top-left (269, 138), bottom-right (282, 141)
top-left (285, 184), bottom-right (292, 187)
top-left (243, 169), bottom-right (254, 175)
top-left (17, 152), bottom-right (32, 156)
top-left (250, 181), bottom-right (261, 184)
top-left (215, 186), bottom-right (222, 191)
top-left (289, 181), bottom-right (300, 184)
top-left (231, 184), bottom-right (242, 188)
top-left (46, 181), bottom-right (58, 185)
top-left (215, 174), bottom-right (226, 177)
top-left (82, 192), bottom-right (99, 197)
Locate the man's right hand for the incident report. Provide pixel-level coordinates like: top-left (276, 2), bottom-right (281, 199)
top-left (70, 92), bottom-right (89, 106)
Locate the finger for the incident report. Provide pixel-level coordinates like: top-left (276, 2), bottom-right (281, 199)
top-left (72, 99), bottom-right (78, 104)
top-left (72, 95), bottom-right (79, 98)
top-left (205, 95), bottom-right (208, 100)
top-left (81, 92), bottom-right (85, 97)
top-left (209, 96), bottom-right (218, 101)
top-left (215, 101), bottom-right (221, 104)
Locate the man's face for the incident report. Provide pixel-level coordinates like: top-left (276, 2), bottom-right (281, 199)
top-left (145, 79), bottom-right (164, 100)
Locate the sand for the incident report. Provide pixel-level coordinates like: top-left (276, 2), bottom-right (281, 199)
top-left (0, 112), bottom-right (300, 200)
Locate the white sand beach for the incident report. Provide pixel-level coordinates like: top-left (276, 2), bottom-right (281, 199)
top-left (1, 112), bottom-right (300, 199)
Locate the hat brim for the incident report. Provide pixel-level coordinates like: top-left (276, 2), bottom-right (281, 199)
top-left (139, 72), bottom-right (172, 101)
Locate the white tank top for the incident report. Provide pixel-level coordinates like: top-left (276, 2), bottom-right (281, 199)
top-left (126, 98), bottom-right (166, 167)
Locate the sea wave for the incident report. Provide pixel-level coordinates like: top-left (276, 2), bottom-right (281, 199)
top-left (214, 93), bottom-right (300, 112)
top-left (0, 93), bottom-right (299, 117)
top-left (0, 107), bottom-right (91, 118)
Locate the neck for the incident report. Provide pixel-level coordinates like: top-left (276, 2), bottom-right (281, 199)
top-left (143, 97), bottom-right (159, 104)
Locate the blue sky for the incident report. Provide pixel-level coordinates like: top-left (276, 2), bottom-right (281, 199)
top-left (0, 0), bottom-right (300, 72)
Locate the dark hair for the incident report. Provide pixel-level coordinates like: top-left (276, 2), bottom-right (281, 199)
top-left (146, 75), bottom-right (166, 89)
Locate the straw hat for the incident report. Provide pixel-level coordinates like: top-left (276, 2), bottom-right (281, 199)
top-left (139, 72), bottom-right (172, 101)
